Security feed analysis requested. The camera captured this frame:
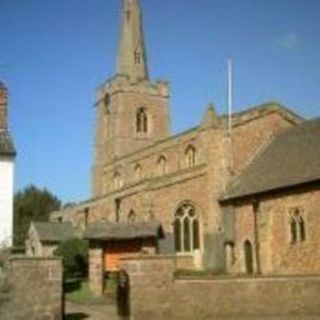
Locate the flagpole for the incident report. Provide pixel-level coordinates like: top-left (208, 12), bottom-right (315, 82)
top-left (227, 58), bottom-right (233, 136)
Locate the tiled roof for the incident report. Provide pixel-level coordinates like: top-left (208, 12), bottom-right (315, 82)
top-left (0, 130), bottom-right (15, 156)
top-left (84, 221), bottom-right (163, 241)
top-left (223, 118), bottom-right (320, 200)
top-left (32, 221), bottom-right (76, 242)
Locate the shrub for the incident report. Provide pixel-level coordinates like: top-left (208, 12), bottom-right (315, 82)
top-left (54, 238), bottom-right (88, 279)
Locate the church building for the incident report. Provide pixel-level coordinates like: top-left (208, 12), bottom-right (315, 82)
top-left (45, 0), bottom-right (320, 295)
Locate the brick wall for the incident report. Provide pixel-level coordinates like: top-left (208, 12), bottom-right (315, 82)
top-left (121, 256), bottom-right (320, 320)
top-left (0, 257), bottom-right (63, 320)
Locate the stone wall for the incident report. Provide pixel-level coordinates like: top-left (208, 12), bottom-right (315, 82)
top-left (51, 104), bottom-right (301, 272)
top-left (89, 244), bottom-right (104, 296)
top-left (121, 256), bottom-right (320, 320)
top-left (0, 256), bottom-right (63, 320)
top-left (231, 184), bottom-right (320, 275)
top-left (231, 104), bottom-right (300, 174)
top-left (93, 77), bottom-right (171, 197)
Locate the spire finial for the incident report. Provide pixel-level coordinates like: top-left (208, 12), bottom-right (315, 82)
top-left (117, 0), bottom-right (149, 81)
top-left (202, 103), bottom-right (219, 128)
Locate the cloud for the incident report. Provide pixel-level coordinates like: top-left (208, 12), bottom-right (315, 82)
top-left (274, 33), bottom-right (302, 50)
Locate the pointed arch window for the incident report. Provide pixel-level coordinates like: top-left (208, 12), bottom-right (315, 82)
top-left (174, 203), bottom-right (200, 254)
top-left (136, 108), bottom-right (148, 134)
top-left (185, 145), bottom-right (197, 168)
top-left (158, 155), bottom-right (167, 176)
top-left (244, 240), bottom-right (254, 274)
top-left (128, 210), bottom-right (136, 223)
top-left (289, 207), bottom-right (306, 244)
top-left (134, 164), bottom-right (142, 181)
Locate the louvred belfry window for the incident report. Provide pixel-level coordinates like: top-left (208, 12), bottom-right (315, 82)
top-left (136, 107), bottom-right (148, 134)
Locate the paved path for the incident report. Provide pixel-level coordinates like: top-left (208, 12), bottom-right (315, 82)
top-left (65, 300), bottom-right (119, 320)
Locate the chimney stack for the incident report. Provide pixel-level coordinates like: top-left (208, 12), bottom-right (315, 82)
top-left (0, 81), bottom-right (8, 130)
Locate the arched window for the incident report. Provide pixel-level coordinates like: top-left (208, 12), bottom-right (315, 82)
top-left (289, 207), bottom-right (306, 244)
top-left (114, 171), bottom-right (123, 190)
top-left (136, 108), bottom-right (148, 134)
top-left (185, 145), bottom-right (197, 168)
top-left (174, 203), bottom-right (200, 254)
top-left (299, 217), bottom-right (306, 242)
top-left (134, 164), bottom-right (142, 181)
top-left (225, 242), bottom-right (235, 271)
top-left (244, 240), bottom-right (254, 274)
top-left (128, 210), bottom-right (136, 223)
top-left (158, 155), bottom-right (167, 176)
top-left (290, 218), bottom-right (297, 244)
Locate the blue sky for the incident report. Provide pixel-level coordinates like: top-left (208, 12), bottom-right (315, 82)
top-left (0, 0), bottom-right (319, 202)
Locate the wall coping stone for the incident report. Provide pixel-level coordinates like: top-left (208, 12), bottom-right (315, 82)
top-left (121, 255), bottom-right (176, 261)
top-left (9, 255), bottom-right (62, 262)
top-left (175, 274), bottom-right (320, 283)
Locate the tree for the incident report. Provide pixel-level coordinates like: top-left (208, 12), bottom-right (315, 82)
top-left (13, 185), bottom-right (61, 247)
top-left (54, 238), bottom-right (89, 279)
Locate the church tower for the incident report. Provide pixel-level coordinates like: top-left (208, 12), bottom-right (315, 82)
top-left (92, 0), bottom-right (171, 197)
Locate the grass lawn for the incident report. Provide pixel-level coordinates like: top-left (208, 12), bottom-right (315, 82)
top-left (65, 280), bottom-right (92, 303)
top-left (64, 276), bottom-right (118, 303)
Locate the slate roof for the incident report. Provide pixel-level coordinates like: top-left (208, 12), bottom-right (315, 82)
top-left (32, 221), bottom-right (76, 242)
top-left (84, 221), bottom-right (163, 241)
top-left (0, 130), bottom-right (16, 156)
top-left (223, 118), bottom-right (320, 200)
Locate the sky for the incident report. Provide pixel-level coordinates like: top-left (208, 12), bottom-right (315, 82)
top-left (0, 0), bottom-right (319, 203)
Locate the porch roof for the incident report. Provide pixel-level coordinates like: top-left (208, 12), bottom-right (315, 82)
top-left (83, 221), bottom-right (163, 241)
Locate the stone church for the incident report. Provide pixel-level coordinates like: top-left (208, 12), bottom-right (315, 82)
top-left (36, 0), bottom-right (320, 295)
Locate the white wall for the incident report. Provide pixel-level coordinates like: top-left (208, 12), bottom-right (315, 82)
top-left (0, 156), bottom-right (14, 246)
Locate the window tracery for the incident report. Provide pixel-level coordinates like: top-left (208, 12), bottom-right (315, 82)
top-left (289, 207), bottom-right (306, 244)
top-left (174, 203), bottom-right (200, 254)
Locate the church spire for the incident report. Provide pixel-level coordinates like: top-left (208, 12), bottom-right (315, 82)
top-left (117, 0), bottom-right (149, 81)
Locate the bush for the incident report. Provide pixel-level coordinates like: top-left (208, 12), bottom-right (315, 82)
top-left (54, 238), bottom-right (88, 279)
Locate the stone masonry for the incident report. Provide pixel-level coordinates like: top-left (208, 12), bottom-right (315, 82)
top-left (0, 256), bottom-right (63, 320)
top-left (48, 0), bottom-right (320, 298)
top-left (228, 185), bottom-right (320, 275)
top-left (121, 256), bottom-right (320, 320)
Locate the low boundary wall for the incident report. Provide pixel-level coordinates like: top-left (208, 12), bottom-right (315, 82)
top-left (0, 256), bottom-right (63, 320)
top-left (121, 256), bottom-right (320, 320)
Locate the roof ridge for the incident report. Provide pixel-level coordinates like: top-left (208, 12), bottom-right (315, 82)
top-left (222, 116), bottom-right (320, 201)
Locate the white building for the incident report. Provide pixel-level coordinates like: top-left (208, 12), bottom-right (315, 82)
top-left (0, 82), bottom-right (16, 247)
